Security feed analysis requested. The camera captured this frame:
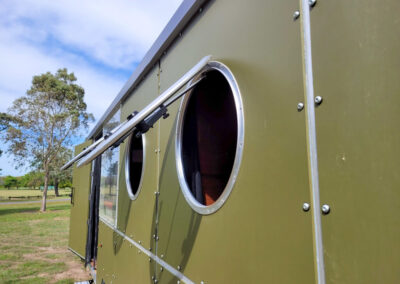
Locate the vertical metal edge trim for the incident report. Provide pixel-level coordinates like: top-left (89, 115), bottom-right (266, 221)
top-left (300, 0), bottom-right (326, 284)
top-left (99, 218), bottom-right (195, 284)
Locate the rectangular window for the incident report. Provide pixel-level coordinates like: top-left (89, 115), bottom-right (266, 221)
top-left (99, 110), bottom-right (121, 226)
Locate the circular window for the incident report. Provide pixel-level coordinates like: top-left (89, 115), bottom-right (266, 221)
top-left (176, 61), bottom-right (244, 215)
top-left (125, 133), bottom-right (145, 200)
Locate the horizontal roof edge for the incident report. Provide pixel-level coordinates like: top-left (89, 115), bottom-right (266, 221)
top-left (87, 0), bottom-right (208, 139)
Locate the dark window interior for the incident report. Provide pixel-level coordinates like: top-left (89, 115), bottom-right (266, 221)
top-left (128, 135), bottom-right (143, 196)
top-left (181, 70), bottom-right (238, 206)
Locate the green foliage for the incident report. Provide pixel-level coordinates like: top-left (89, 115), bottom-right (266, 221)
top-left (3, 176), bottom-right (17, 189)
top-left (18, 171), bottom-right (44, 189)
top-left (0, 112), bottom-right (16, 133)
top-left (3, 68), bottom-right (94, 210)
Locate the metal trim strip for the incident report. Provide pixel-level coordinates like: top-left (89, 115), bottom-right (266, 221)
top-left (99, 218), bottom-right (195, 284)
top-left (300, 0), bottom-right (326, 283)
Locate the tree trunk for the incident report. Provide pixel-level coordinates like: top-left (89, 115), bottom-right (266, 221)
top-left (41, 167), bottom-right (49, 212)
top-left (54, 179), bottom-right (59, 197)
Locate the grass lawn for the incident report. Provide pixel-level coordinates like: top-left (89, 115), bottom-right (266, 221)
top-left (0, 201), bottom-right (91, 283)
top-left (0, 189), bottom-right (71, 201)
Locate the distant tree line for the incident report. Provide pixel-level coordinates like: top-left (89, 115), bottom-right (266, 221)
top-left (1, 171), bottom-right (72, 192)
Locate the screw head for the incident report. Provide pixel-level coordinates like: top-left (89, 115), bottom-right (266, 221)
top-left (315, 96), bottom-right (323, 105)
top-left (303, 203), bottom-right (310, 212)
top-left (321, 204), bottom-right (330, 214)
top-left (309, 0), bottom-right (317, 7)
top-left (297, 102), bottom-right (304, 111)
top-left (293, 10), bottom-right (300, 21)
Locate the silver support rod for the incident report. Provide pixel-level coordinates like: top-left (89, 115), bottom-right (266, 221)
top-left (76, 55), bottom-right (211, 168)
top-left (60, 121), bottom-right (125, 170)
top-left (99, 218), bottom-right (195, 284)
top-left (300, 0), bottom-right (326, 283)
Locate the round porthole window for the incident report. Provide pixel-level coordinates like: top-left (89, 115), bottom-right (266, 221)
top-left (125, 133), bottom-right (145, 200)
top-left (176, 61), bottom-right (244, 215)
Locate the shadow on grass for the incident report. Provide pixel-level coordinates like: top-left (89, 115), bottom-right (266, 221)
top-left (0, 204), bottom-right (70, 216)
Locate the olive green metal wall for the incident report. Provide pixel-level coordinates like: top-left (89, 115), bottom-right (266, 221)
top-left (96, 67), bottom-right (161, 283)
top-left (157, 0), bottom-right (315, 282)
top-left (69, 140), bottom-right (92, 259)
top-left (310, 1), bottom-right (400, 283)
top-left (89, 0), bottom-right (400, 283)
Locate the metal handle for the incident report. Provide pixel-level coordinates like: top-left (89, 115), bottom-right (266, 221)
top-left (75, 55), bottom-right (211, 168)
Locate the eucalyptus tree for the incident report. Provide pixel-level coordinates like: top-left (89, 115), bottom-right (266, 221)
top-left (4, 69), bottom-right (93, 211)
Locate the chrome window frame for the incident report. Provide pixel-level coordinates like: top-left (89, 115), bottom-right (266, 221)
top-left (124, 133), bottom-right (146, 201)
top-left (175, 61), bottom-right (245, 215)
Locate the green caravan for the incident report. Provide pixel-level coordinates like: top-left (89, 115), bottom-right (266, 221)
top-left (65, 0), bottom-right (400, 283)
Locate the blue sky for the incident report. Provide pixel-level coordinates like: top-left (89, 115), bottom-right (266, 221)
top-left (0, 0), bottom-right (182, 176)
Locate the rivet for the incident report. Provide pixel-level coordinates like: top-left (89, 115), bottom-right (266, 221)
top-left (154, 280), bottom-right (158, 284)
top-left (149, 258), bottom-right (152, 262)
top-left (152, 276), bottom-right (155, 280)
top-left (315, 96), bottom-right (323, 105)
top-left (161, 254), bottom-right (164, 258)
top-left (293, 10), bottom-right (300, 21)
top-left (309, 0), bottom-right (317, 8)
top-left (177, 281), bottom-right (180, 284)
top-left (321, 204), bottom-right (330, 214)
top-left (177, 265), bottom-right (182, 271)
top-left (156, 236), bottom-right (159, 241)
top-left (160, 267), bottom-right (164, 272)
top-left (138, 241), bottom-right (142, 244)
top-left (297, 102), bottom-right (304, 111)
top-left (303, 203), bottom-right (310, 212)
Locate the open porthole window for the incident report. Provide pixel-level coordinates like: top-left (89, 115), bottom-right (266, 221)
top-left (176, 61), bottom-right (244, 215)
top-left (125, 133), bottom-right (145, 200)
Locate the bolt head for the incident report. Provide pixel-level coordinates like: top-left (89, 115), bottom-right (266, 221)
top-left (303, 203), bottom-right (310, 212)
top-left (315, 96), bottom-right (323, 105)
top-left (293, 10), bottom-right (300, 21)
top-left (297, 102), bottom-right (304, 111)
top-left (321, 204), bottom-right (330, 214)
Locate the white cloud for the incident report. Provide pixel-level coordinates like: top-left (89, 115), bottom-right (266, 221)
top-left (0, 0), bottom-right (183, 175)
top-left (0, 0), bottom-right (182, 70)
